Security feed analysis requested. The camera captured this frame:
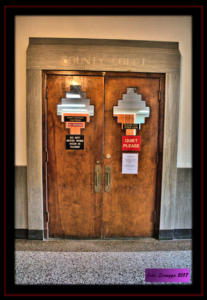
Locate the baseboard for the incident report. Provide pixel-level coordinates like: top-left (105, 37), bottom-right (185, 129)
top-left (28, 230), bottom-right (44, 240)
top-left (159, 230), bottom-right (174, 240)
top-left (15, 229), bottom-right (28, 239)
top-left (15, 229), bottom-right (44, 240)
top-left (15, 229), bottom-right (191, 240)
top-left (174, 229), bottom-right (192, 239)
top-left (159, 229), bottom-right (192, 240)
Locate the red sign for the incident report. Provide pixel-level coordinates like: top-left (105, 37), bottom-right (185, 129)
top-left (122, 136), bottom-right (141, 151)
top-left (65, 122), bottom-right (85, 128)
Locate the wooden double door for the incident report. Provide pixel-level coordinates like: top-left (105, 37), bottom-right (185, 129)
top-left (43, 71), bottom-right (165, 238)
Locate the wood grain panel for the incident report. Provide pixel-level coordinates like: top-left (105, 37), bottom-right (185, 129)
top-left (102, 76), bottom-right (160, 237)
top-left (45, 72), bottom-right (163, 238)
top-left (47, 75), bottom-right (104, 237)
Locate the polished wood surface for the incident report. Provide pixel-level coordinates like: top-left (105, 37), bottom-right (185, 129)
top-left (45, 72), bottom-right (163, 238)
top-left (47, 75), bottom-right (104, 237)
top-left (102, 76), bottom-right (160, 237)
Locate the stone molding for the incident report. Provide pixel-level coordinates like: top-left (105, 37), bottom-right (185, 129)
top-left (26, 38), bottom-right (181, 237)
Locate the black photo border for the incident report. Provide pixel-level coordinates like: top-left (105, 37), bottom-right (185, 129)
top-left (1, 1), bottom-right (205, 297)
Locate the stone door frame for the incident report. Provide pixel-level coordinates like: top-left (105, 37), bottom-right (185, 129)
top-left (26, 38), bottom-right (180, 239)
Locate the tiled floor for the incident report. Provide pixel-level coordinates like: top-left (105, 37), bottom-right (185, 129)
top-left (15, 238), bottom-right (192, 252)
top-left (15, 239), bottom-right (192, 285)
top-left (15, 250), bottom-right (192, 285)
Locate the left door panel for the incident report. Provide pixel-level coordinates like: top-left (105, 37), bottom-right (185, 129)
top-left (46, 75), bottom-right (104, 238)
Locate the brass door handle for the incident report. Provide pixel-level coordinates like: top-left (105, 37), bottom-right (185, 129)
top-left (94, 164), bottom-right (101, 192)
top-left (105, 165), bottom-right (111, 192)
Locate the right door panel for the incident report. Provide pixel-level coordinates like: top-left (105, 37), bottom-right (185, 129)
top-left (102, 75), bottom-right (161, 237)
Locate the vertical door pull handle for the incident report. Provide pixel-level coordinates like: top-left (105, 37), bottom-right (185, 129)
top-left (94, 164), bottom-right (101, 192)
top-left (105, 165), bottom-right (111, 192)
